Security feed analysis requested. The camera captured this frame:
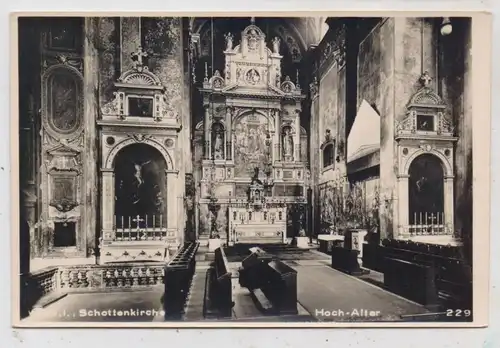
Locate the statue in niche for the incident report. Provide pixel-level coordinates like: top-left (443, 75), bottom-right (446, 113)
top-left (282, 127), bottom-right (294, 160)
top-left (272, 37), bottom-right (281, 54)
top-left (224, 33), bottom-right (234, 51)
top-left (212, 123), bottom-right (224, 160)
top-left (214, 133), bottom-right (223, 159)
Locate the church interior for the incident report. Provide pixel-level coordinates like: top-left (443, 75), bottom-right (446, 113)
top-left (17, 16), bottom-right (474, 322)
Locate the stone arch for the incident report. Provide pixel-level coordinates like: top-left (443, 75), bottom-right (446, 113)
top-left (403, 149), bottom-right (453, 177)
top-left (232, 109), bottom-right (275, 132)
top-left (104, 138), bottom-right (174, 170)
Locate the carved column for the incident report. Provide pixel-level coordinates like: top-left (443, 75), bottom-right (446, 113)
top-left (294, 109), bottom-right (300, 161)
top-left (101, 169), bottom-right (115, 241)
top-left (225, 106), bottom-right (232, 160)
top-left (204, 105), bottom-right (210, 159)
top-left (274, 109), bottom-right (281, 161)
top-left (83, 18), bottom-right (99, 258)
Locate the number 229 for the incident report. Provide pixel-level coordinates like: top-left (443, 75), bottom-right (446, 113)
top-left (446, 309), bottom-right (471, 317)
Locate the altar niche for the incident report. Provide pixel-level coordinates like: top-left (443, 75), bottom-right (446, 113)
top-left (408, 154), bottom-right (445, 234)
top-left (113, 143), bottom-right (168, 234)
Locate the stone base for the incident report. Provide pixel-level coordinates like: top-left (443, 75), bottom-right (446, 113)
top-left (99, 241), bottom-right (173, 264)
top-left (296, 236), bottom-right (309, 249)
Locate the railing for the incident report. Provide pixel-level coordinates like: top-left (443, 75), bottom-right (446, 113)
top-left (408, 212), bottom-right (449, 235)
top-left (114, 214), bottom-right (167, 241)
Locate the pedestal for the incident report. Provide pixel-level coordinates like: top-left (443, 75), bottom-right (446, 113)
top-left (295, 236), bottom-right (309, 249)
top-left (208, 238), bottom-right (221, 252)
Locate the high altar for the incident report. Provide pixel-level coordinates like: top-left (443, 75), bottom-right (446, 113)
top-left (197, 19), bottom-right (308, 244)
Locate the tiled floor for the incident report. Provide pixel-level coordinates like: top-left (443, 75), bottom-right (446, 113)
top-left (23, 249), bottom-right (428, 323)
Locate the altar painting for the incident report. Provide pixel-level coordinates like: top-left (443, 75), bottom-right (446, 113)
top-left (233, 113), bottom-right (271, 178)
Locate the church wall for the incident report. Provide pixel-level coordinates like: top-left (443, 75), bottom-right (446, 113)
top-left (358, 19), bottom-right (395, 238)
top-left (313, 24), bottom-right (349, 233)
top-left (357, 18), bottom-right (440, 239)
top-left (438, 18), bottom-right (473, 243)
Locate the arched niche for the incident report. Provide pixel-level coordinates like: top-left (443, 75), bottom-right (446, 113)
top-left (407, 154), bottom-right (445, 228)
top-left (104, 137), bottom-right (174, 171)
top-left (113, 143), bottom-right (168, 226)
top-left (41, 64), bottom-right (84, 139)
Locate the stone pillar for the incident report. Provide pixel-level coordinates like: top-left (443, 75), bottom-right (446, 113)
top-left (166, 173), bottom-right (179, 232)
top-left (396, 175), bottom-right (410, 238)
top-left (120, 17), bottom-right (141, 73)
top-left (82, 18), bottom-right (99, 258)
top-left (444, 176), bottom-right (455, 234)
top-left (101, 169), bottom-right (115, 241)
top-left (378, 18), bottom-right (439, 240)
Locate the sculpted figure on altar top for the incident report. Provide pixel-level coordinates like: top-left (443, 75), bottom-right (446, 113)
top-left (224, 32), bottom-right (234, 51)
top-left (272, 37), bottom-right (281, 54)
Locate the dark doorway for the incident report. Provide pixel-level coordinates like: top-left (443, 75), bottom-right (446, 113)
top-left (114, 143), bottom-right (168, 229)
top-left (53, 222), bottom-right (76, 247)
top-left (408, 154), bottom-right (445, 226)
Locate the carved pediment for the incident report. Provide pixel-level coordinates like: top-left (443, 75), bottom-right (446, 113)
top-left (100, 47), bottom-right (179, 123)
top-left (45, 140), bottom-right (82, 173)
top-left (396, 72), bottom-right (454, 138)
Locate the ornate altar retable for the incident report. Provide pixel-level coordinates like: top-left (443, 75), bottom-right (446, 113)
top-left (227, 173), bottom-right (287, 245)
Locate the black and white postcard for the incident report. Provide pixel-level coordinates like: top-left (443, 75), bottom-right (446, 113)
top-left (11, 12), bottom-right (491, 327)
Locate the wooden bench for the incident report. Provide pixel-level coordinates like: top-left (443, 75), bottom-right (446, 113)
top-left (164, 242), bottom-right (199, 318)
top-left (209, 247), bottom-right (234, 318)
top-left (384, 257), bottom-right (438, 306)
top-left (260, 260), bottom-right (298, 315)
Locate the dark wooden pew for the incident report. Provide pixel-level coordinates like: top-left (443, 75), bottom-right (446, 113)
top-left (260, 260), bottom-right (298, 315)
top-left (239, 247), bottom-right (273, 290)
top-left (164, 242), bottom-right (199, 319)
top-left (366, 241), bottom-right (472, 309)
top-left (209, 247), bottom-right (234, 318)
top-left (384, 257), bottom-right (438, 306)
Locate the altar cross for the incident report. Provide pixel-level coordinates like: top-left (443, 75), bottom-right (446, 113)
top-left (133, 215), bottom-right (145, 229)
top-left (131, 46), bottom-right (148, 68)
top-left (419, 71), bottom-right (432, 87)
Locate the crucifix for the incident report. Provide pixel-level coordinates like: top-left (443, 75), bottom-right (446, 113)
top-left (419, 71), bottom-right (432, 87)
top-left (131, 46), bottom-right (148, 69)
